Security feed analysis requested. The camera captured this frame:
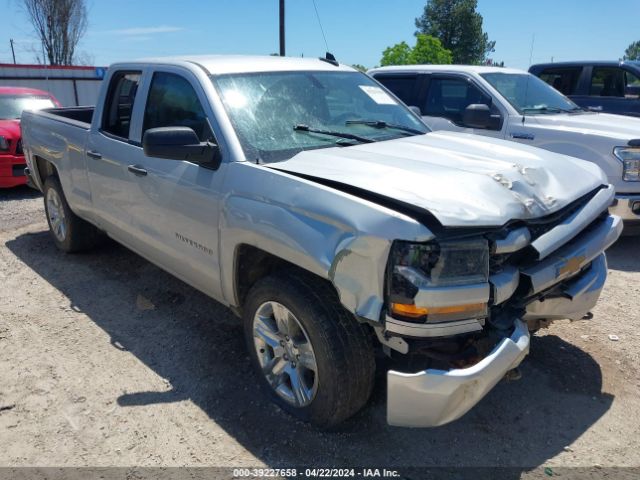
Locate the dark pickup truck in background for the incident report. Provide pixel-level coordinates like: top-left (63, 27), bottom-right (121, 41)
top-left (529, 61), bottom-right (640, 117)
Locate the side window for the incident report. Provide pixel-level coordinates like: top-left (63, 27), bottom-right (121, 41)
top-left (423, 77), bottom-right (491, 124)
top-left (624, 70), bottom-right (640, 98)
top-left (143, 72), bottom-right (213, 141)
top-left (374, 75), bottom-right (417, 105)
top-left (102, 71), bottom-right (141, 139)
top-left (538, 67), bottom-right (581, 95)
top-left (590, 67), bottom-right (625, 97)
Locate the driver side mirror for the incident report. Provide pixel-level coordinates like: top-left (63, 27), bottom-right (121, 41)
top-left (463, 104), bottom-right (502, 130)
top-left (143, 126), bottom-right (221, 169)
top-left (463, 104), bottom-right (492, 129)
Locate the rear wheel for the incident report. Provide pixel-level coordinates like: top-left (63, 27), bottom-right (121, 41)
top-left (243, 273), bottom-right (375, 428)
top-left (43, 176), bottom-right (101, 253)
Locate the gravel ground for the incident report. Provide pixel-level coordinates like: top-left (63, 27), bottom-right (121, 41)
top-left (0, 185), bottom-right (639, 476)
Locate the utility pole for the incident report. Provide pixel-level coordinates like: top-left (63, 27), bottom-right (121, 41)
top-left (10, 39), bottom-right (16, 64)
top-left (279, 0), bottom-right (285, 56)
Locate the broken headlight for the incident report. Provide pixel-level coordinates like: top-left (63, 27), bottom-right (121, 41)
top-left (388, 238), bottom-right (489, 322)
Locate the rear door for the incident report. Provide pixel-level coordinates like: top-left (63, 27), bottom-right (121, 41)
top-left (123, 67), bottom-right (226, 299)
top-left (86, 70), bottom-right (144, 242)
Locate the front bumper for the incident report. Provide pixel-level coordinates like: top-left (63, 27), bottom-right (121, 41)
top-left (385, 194), bottom-right (622, 427)
top-left (387, 320), bottom-right (530, 427)
top-left (385, 244), bottom-right (618, 428)
top-left (609, 194), bottom-right (640, 226)
top-left (0, 153), bottom-right (28, 188)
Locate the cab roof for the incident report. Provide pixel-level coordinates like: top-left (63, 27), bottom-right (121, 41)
top-left (530, 60), bottom-right (640, 69)
top-left (122, 54), bottom-right (356, 75)
top-left (368, 65), bottom-right (527, 75)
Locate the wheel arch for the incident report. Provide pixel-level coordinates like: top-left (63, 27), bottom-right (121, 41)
top-left (232, 244), bottom-right (339, 316)
top-left (33, 155), bottom-right (58, 190)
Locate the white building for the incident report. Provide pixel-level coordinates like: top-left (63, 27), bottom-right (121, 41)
top-left (0, 63), bottom-right (106, 106)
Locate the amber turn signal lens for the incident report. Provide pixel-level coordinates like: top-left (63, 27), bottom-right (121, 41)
top-left (390, 302), bottom-right (487, 319)
top-left (390, 302), bottom-right (429, 318)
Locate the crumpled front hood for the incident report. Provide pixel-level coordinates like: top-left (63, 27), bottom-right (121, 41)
top-left (530, 112), bottom-right (640, 142)
top-left (269, 131), bottom-right (606, 227)
top-left (0, 119), bottom-right (21, 140)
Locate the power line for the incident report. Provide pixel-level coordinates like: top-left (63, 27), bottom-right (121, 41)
top-left (311, 0), bottom-right (329, 52)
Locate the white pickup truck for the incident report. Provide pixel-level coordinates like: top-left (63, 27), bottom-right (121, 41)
top-left (21, 55), bottom-right (621, 428)
top-left (369, 65), bottom-right (640, 232)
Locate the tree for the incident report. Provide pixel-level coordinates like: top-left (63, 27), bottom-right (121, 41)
top-left (380, 41), bottom-right (413, 66)
top-left (22, 0), bottom-right (88, 65)
top-left (351, 64), bottom-right (368, 72)
top-left (415, 0), bottom-right (494, 64)
top-left (624, 41), bottom-right (640, 61)
top-left (380, 35), bottom-right (452, 66)
top-left (411, 34), bottom-right (453, 64)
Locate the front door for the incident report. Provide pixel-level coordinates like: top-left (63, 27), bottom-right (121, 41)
top-left (124, 69), bottom-right (226, 300)
top-left (575, 66), bottom-right (640, 117)
top-left (420, 75), bottom-right (505, 139)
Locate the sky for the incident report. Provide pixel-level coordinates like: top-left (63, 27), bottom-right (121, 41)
top-left (0, 0), bottom-right (638, 70)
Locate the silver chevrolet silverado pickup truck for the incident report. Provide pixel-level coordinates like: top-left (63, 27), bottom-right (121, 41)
top-left (21, 55), bottom-right (622, 428)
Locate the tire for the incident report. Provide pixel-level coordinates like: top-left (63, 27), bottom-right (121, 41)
top-left (43, 176), bottom-right (101, 253)
top-left (243, 272), bottom-right (375, 428)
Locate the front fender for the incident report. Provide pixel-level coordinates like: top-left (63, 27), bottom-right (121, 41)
top-left (219, 162), bottom-right (434, 322)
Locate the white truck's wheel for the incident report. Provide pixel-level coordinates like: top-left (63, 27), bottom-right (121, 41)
top-left (43, 176), bottom-right (101, 253)
top-left (243, 273), bottom-right (375, 428)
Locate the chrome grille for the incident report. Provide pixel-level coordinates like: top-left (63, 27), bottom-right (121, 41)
top-left (489, 185), bottom-right (619, 308)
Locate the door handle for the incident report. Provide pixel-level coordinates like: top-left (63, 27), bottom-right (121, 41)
top-left (87, 150), bottom-right (102, 159)
top-left (127, 164), bottom-right (148, 176)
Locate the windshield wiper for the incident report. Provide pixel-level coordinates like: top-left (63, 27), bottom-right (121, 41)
top-left (522, 106), bottom-right (577, 114)
top-left (293, 124), bottom-right (375, 143)
top-left (344, 119), bottom-right (425, 135)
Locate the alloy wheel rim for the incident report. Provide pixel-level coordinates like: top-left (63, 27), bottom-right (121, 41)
top-left (46, 189), bottom-right (67, 242)
top-left (252, 301), bottom-right (318, 407)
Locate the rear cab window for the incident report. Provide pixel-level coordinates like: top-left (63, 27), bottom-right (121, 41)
top-left (101, 71), bottom-right (142, 140)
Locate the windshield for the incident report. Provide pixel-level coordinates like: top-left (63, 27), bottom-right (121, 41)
top-left (480, 72), bottom-right (581, 114)
top-left (211, 71), bottom-right (429, 162)
top-left (0, 95), bottom-right (55, 120)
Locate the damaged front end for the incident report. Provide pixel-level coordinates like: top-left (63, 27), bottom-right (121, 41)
top-left (383, 185), bottom-right (622, 427)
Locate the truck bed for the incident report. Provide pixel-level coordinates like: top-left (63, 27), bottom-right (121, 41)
top-left (36, 106), bottom-right (94, 129)
top-left (21, 106), bottom-right (94, 197)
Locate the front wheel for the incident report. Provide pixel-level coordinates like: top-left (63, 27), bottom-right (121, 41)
top-left (243, 273), bottom-right (375, 428)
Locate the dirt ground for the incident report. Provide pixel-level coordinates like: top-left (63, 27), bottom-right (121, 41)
top-left (1, 185), bottom-right (639, 475)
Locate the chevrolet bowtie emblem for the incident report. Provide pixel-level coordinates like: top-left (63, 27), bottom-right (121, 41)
top-left (555, 252), bottom-right (586, 277)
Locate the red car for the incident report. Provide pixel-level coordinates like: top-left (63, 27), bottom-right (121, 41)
top-left (0, 87), bottom-right (60, 188)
